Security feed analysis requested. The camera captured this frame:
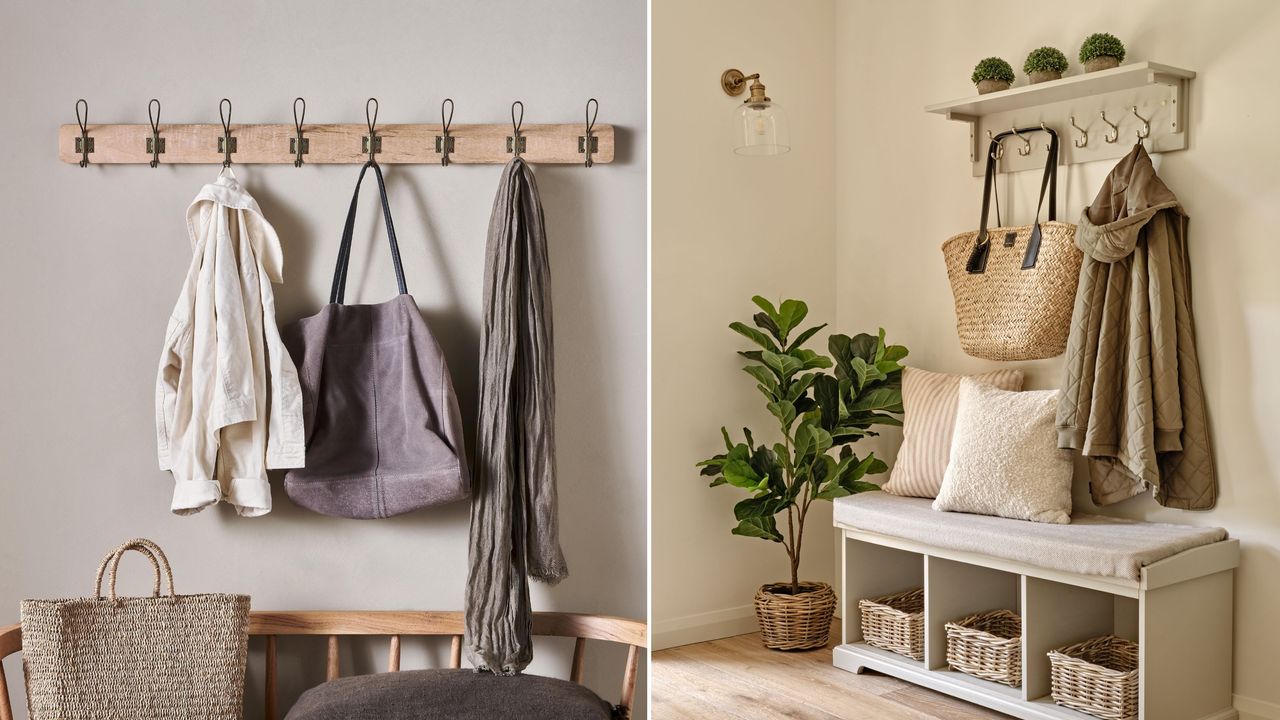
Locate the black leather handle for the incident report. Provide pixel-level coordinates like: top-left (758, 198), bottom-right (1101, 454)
top-left (329, 161), bottom-right (409, 305)
top-left (966, 127), bottom-right (1059, 274)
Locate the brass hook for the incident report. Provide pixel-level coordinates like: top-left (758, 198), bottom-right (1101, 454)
top-left (1069, 116), bottom-right (1088, 148)
top-left (986, 129), bottom-right (1004, 160)
top-left (1099, 110), bottom-right (1119, 144)
top-left (579, 98), bottom-right (599, 168)
top-left (1011, 125), bottom-right (1032, 156)
top-left (74, 99), bottom-right (92, 168)
top-left (1131, 105), bottom-right (1150, 140)
top-left (363, 97), bottom-right (381, 163)
top-left (436, 98), bottom-right (455, 167)
top-left (218, 98), bottom-right (236, 168)
top-left (507, 100), bottom-right (525, 157)
top-left (292, 97), bottom-right (309, 167)
top-left (147, 99), bottom-right (164, 168)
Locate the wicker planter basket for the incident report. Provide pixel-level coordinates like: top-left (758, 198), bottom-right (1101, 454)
top-left (858, 588), bottom-right (924, 660)
top-left (1048, 636), bottom-right (1139, 720)
top-left (945, 609), bottom-right (1022, 687)
top-left (754, 581), bottom-right (836, 651)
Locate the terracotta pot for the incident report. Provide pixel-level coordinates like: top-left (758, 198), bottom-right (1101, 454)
top-left (976, 79), bottom-right (1011, 95)
top-left (754, 581), bottom-right (836, 651)
top-left (1028, 69), bottom-right (1063, 84)
top-left (1083, 56), bottom-right (1121, 72)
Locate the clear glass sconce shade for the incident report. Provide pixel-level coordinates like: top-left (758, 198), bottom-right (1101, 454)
top-left (731, 101), bottom-right (790, 155)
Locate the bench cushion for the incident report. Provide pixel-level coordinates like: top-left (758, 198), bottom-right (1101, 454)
top-left (284, 669), bottom-right (615, 720)
top-left (833, 492), bottom-right (1226, 580)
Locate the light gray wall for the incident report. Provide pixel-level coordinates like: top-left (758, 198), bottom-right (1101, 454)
top-left (0, 1), bottom-right (647, 716)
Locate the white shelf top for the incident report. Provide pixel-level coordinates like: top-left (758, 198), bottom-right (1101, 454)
top-left (925, 61), bottom-right (1196, 118)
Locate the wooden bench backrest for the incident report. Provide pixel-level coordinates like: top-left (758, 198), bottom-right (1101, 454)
top-left (0, 610), bottom-right (646, 720)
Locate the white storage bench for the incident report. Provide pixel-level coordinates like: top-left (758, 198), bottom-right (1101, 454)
top-left (832, 493), bottom-right (1239, 720)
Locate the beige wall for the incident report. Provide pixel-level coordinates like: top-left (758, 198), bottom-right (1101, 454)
top-left (0, 1), bottom-right (647, 717)
top-left (652, 0), bottom-right (837, 649)
top-left (835, 1), bottom-right (1280, 716)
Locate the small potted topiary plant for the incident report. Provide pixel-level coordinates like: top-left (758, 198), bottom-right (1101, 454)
top-left (1024, 46), bottom-right (1069, 84)
top-left (971, 57), bottom-right (1015, 94)
top-left (696, 296), bottom-right (906, 651)
top-left (1079, 32), bottom-right (1126, 72)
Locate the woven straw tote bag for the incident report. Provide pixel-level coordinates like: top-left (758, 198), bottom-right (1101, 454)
top-left (20, 538), bottom-right (250, 720)
top-left (942, 128), bottom-right (1081, 361)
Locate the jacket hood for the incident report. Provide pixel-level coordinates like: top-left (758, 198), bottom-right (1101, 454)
top-left (1076, 143), bottom-right (1183, 262)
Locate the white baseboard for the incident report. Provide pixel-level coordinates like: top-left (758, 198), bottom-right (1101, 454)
top-left (652, 605), bottom-right (758, 650)
top-left (1236, 693), bottom-right (1280, 720)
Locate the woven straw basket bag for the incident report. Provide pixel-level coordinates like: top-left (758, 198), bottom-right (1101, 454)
top-left (942, 128), bottom-right (1081, 361)
top-left (20, 538), bottom-right (250, 720)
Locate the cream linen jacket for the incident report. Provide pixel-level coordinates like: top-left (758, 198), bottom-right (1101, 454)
top-left (156, 171), bottom-right (304, 516)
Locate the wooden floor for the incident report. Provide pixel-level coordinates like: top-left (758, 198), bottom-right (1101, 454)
top-left (652, 620), bottom-right (1012, 719)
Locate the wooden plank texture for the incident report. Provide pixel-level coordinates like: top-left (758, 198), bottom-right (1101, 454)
top-left (59, 122), bottom-right (614, 165)
top-left (654, 621), bottom-right (1006, 720)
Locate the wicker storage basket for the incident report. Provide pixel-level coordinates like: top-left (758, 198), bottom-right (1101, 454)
top-left (754, 581), bottom-right (836, 651)
top-left (1048, 636), bottom-right (1139, 720)
top-left (945, 609), bottom-right (1022, 687)
top-left (858, 588), bottom-right (924, 660)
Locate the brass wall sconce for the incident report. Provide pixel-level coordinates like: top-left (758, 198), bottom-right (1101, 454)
top-left (720, 68), bottom-right (790, 156)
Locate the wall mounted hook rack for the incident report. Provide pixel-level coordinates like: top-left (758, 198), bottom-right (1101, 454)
top-left (925, 61), bottom-right (1194, 175)
top-left (59, 99), bottom-right (615, 166)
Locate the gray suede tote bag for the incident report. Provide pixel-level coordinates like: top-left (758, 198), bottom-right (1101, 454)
top-left (281, 161), bottom-right (469, 518)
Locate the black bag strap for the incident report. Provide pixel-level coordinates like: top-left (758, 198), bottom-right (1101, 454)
top-left (330, 161), bottom-right (408, 305)
top-left (966, 127), bottom-right (1059, 274)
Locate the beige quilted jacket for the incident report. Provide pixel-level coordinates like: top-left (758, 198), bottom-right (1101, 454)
top-left (1057, 144), bottom-right (1216, 509)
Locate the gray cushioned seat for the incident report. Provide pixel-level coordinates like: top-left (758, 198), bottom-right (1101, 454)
top-left (833, 492), bottom-right (1227, 580)
top-left (284, 668), bottom-right (616, 720)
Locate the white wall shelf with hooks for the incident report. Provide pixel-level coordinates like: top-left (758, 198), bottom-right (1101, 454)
top-left (925, 61), bottom-right (1195, 175)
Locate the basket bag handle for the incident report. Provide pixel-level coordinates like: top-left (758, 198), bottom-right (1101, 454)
top-left (94, 538), bottom-right (176, 603)
top-left (329, 160), bottom-right (409, 305)
top-left (967, 127), bottom-right (1059, 274)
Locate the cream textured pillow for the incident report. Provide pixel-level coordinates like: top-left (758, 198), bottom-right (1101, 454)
top-left (881, 367), bottom-right (1024, 498)
top-left (932, 378), bottom-right (1073, 524)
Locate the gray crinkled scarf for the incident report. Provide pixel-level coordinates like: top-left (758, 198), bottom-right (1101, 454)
top-left (465, 158), bottom-right (568, 675)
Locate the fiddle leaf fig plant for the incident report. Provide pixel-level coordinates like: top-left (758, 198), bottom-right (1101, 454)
top-left (696, 296), bottom-right (908, 595)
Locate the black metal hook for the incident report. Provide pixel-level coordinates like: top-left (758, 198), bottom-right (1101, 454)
top-left (74, 99), bottom-right (92, 168)
top-left (507, 100), bottom-right (525, 157)
top-left (218, 98), bottom-right (236, 168)
top-left (579, 98), bottom-right (599, 168)
top-left (147, 99), bottom-right (164, 168)
top-left (436, 98), bottom-right (455, 167)
top-left (363, 97), bottom-right (382, 163)
top-left (292, 97), bottom-right (309, 167)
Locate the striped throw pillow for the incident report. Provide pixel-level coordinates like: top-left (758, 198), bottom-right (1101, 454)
top-left (881, 367), bottom-right (1024, 498)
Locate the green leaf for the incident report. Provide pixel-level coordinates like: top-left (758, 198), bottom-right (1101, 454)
top-left (766, 400), bottom-right (797, 428)
top-left (729, 322), bottom-right (779, 352)
top-left (815, 484), bottom-right (851, 500)
top-left (738, 350), bottom-right (765, 363)
top-left (785, 372), bottom-right (817, 403)
top-left (847, 332), bottom-right (878, 362)
top-left (743, 365), bottom-right (778, 393)
top-left (709, 476), bottom-right (727, 487)
top-left (721, 427), bottom-right (733, 451)
top-left (752, 312), bottom-right (782, 340)
top-left (814, 374), bottom-right (839, 430)
top-left (722, 459), bottom-right (763, 489)
top-left (761, 351), bottom-right (803, 378)
top-left (793, 348), bottom-right (834, 371)
top-left (775, 299), bottom-right (809, 339)
top-left (732, 515), bottom-right (783, 542)
top-left (751, 295), bottom-right (778, 318)
top-left (850, 386), bottom-right (903, 413)
top-left (848, 481), bottom-right (882, 494)
top-left (734, 496), bottom-right (783, 521)
top-left (786, 323), bottom-right (827, 352)
top-left (850, 357), bottom-right (886, 390)
top-left (882, 344), bottom-right (909, 363)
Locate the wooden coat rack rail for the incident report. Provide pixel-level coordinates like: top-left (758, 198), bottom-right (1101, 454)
top-left (60, 98), bottom-right (613, 166)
